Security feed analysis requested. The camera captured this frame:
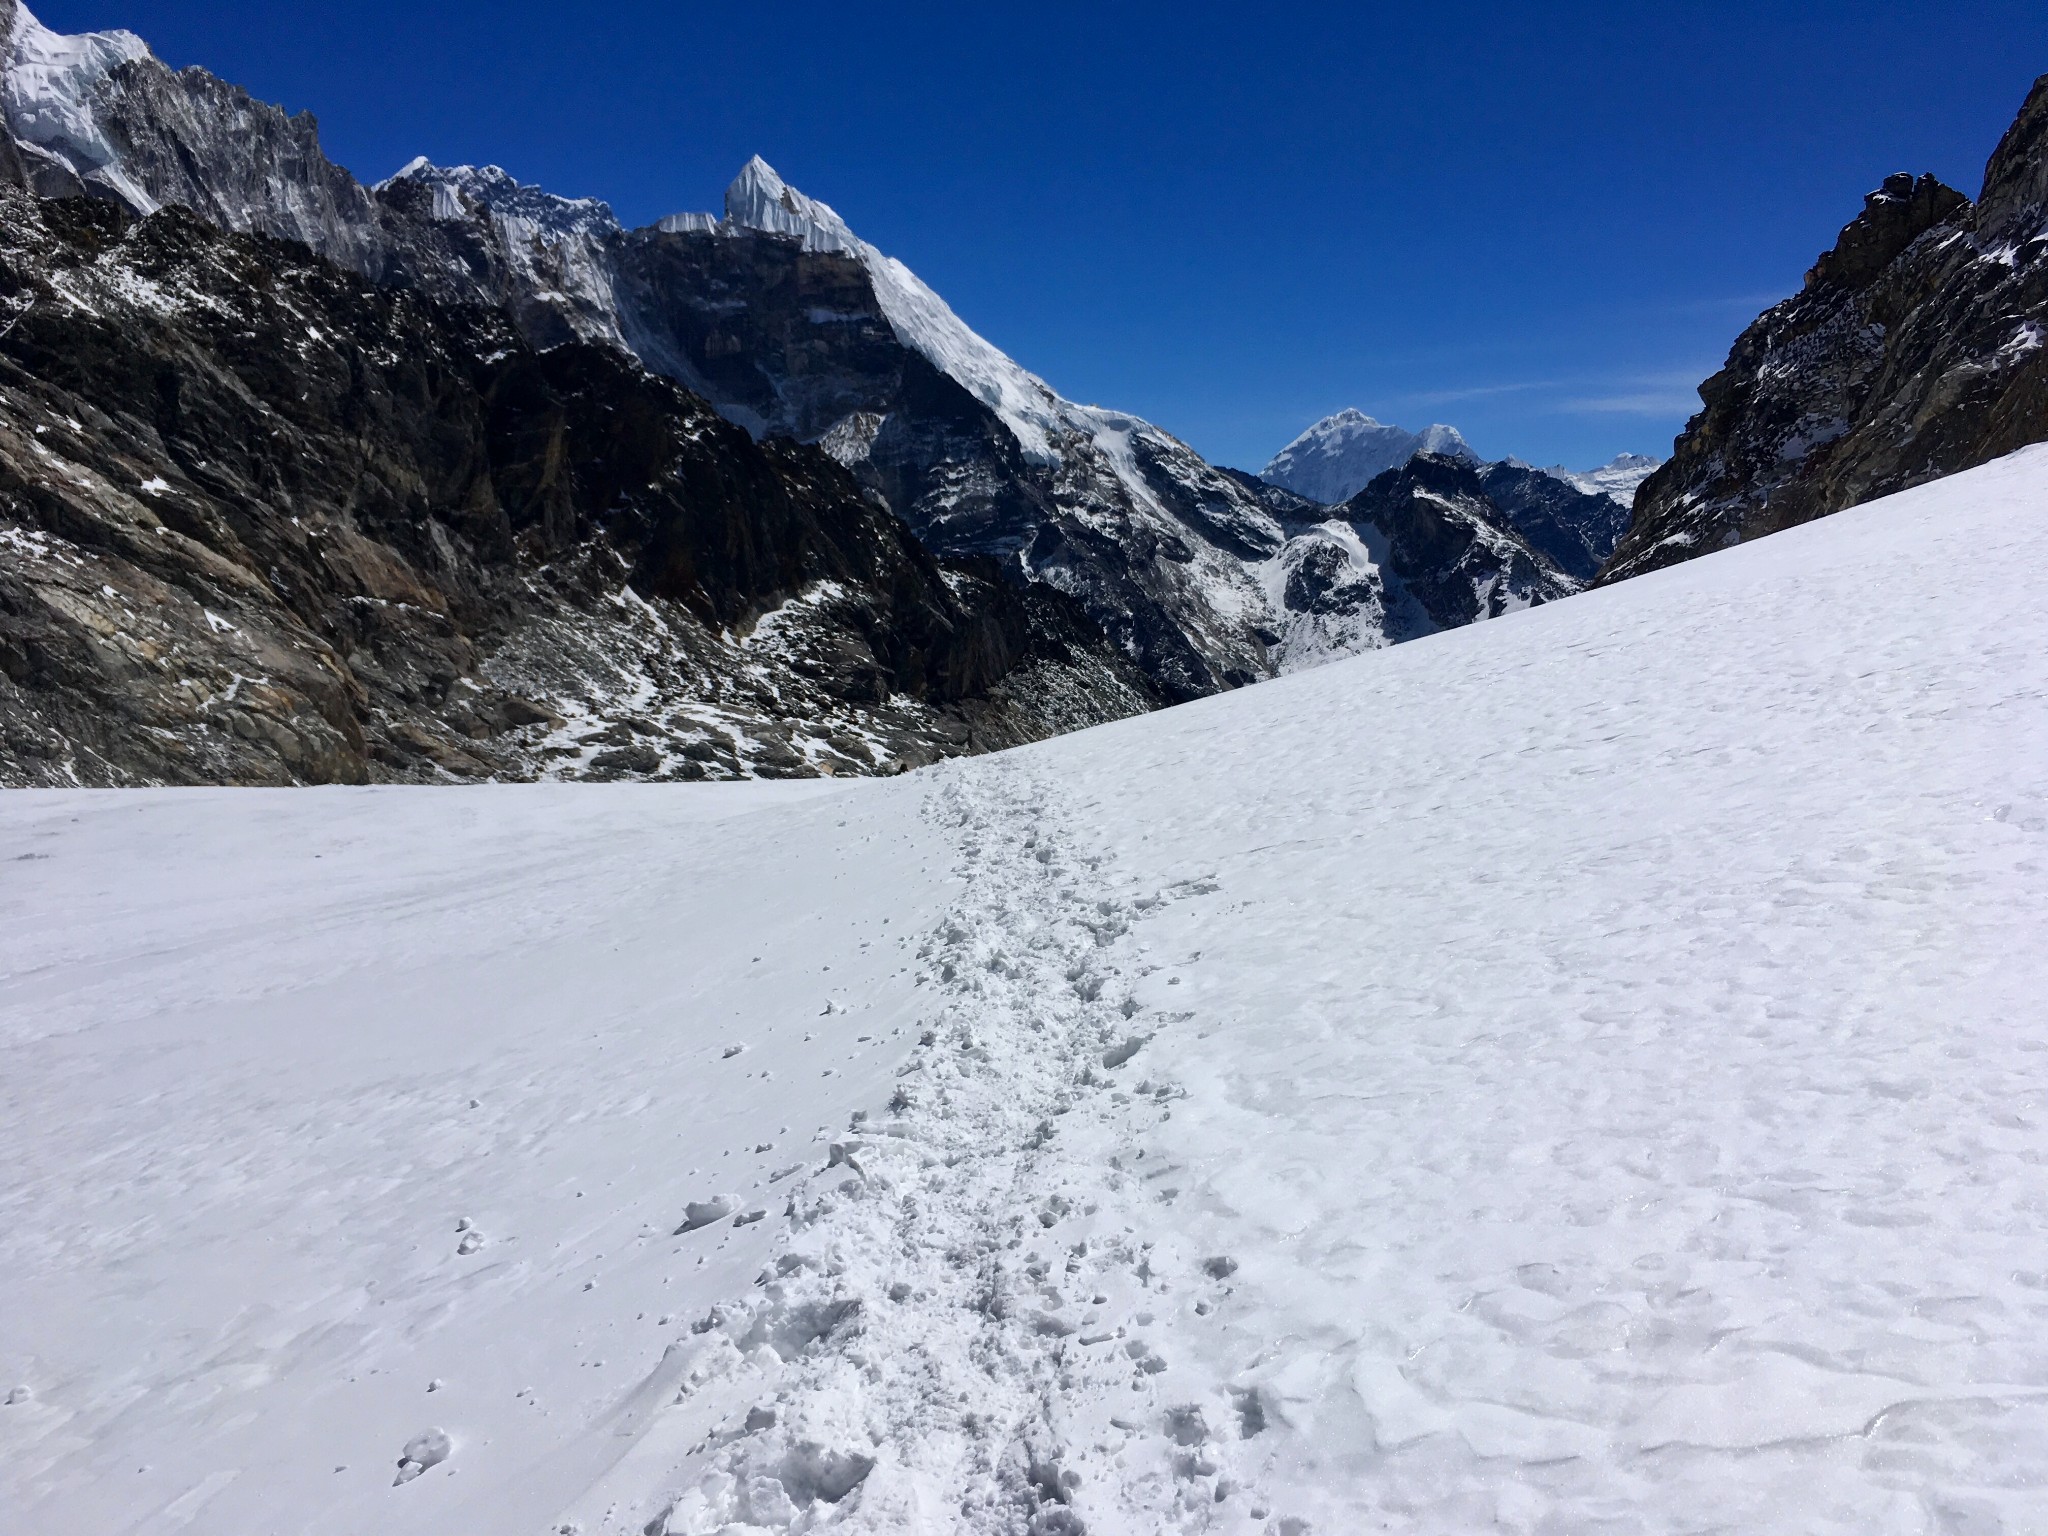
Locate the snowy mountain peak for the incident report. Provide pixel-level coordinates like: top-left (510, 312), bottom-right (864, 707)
top-left (1321, 407), bottom-right (1386, 431)
top-left (712, 156), bottom-right (1063, 463)
top-left (1414, 423), bottom-right (1478, 461)
top-left (723, 155), bottom-right (860, 255)
top-left (1263, 409), bottom-right (1478, 505)
top-left (2, 1), bottom-right (157, 211)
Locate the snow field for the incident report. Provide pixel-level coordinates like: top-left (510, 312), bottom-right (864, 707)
top-left (0, 780), bottom-right (939, 1534)
top-left (3, 446), bottom-right (2047, 1534)
top-left (1016, 445), bottom-right (2048, 1534)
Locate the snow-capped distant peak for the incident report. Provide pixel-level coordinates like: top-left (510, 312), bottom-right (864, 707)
top-left (1413, 423), bottom-right (1479, 463)
top-left (3, 1), bottom-right (158, 211)
top-left (1263, 410), bottom-right (1477, 505)
top-left (1543, 452), bottom-right (1664, 508)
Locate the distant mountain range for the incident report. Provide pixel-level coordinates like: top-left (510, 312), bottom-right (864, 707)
top-left (0, 0), bottom-right (2038, 786)
top-left (1261, 410), bottom-right (1479, 503)
top-left (1261, 408), bottom-right (1662, 512)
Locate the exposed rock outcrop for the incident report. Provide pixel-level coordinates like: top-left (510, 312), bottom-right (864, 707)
top-left (1606, 75), bottom-right (2048, 582)
top-left (1477, 460), bottom-right (1632, 583)
top-left (0, 192), bottom-right (1154, 786)
top-left (1338, 454), bottom-right (1578, 632)
top-left (1242, 454), bottom-right (1578, 671)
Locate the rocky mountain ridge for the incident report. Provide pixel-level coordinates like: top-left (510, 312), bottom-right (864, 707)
top-left (1259, 409), bottom-right (1646, 581)
top-left (1606, 73), bottom-right (2048, 581)
top-left (0, 188), bottom-right (1155, 786)
top-left (0, 1), bottom-right (1618, 721)
top-left (1239, 453), bottom-right (1583, 671)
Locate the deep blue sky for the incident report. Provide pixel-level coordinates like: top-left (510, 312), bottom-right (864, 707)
top-left (35, 0), bottom-right (2044, 470)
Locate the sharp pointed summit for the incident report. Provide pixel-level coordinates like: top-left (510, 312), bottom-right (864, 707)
top-left (722, 155), bottom-right (858, 254)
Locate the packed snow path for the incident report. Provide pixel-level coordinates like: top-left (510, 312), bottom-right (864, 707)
top-left (4, 447), bottom-right (2048, 1534)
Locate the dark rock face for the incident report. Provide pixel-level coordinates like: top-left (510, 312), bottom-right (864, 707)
top-left (1338, 455), bottom-right (1578, 633)
top-left (1607, 75), bottom-right (2048, 582)
top-left (0, 191), bottom-right (1153, 786)
top-left (1476, 461), bottom-right (1631, 582)
top-left (612, 224), bottom-right (906, 444)
top-left (610, 221), bottom-right (1286, 700)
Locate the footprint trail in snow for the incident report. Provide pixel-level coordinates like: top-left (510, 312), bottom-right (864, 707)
top-left (621, 760), bottom-right (1278, 1535)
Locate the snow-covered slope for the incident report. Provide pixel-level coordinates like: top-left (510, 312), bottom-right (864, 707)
top-left (0, 0), bottom-right (152, 207)
top-left (1262, 409), bottom-right (1478, 505)
top-left (7, 445), bottom-right (2045, 1533)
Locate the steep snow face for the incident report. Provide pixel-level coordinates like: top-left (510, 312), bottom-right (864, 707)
top-left (0, 1), bottom-right (155, 209)
top-left (721, 154), bottom-right (861, 254)
top-left (718, 157), bottom-right (1064, 466)
top-left (1262, 408), bottom-right (1477, 504)
top-left (1546, 451), bottom-right (1664, 508)
top-left (7, 447), bottom-right (2045, 1535)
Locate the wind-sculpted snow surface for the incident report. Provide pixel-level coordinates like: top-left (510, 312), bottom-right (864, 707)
top-left (5, 448), bottom-right (2047, 1533)
top-left (1011, 446), bottom-right (2048, 1535)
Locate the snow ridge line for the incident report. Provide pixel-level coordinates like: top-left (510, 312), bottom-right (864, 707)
top-left (634, 760), bottom-right (1270, 1535)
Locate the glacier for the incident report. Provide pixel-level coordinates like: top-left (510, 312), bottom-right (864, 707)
top-left (5, 444), bottom-right (2045, 1533)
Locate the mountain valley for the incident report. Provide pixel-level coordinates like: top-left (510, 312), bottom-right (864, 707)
top-left (0, 2), bottom-right (1654, 783)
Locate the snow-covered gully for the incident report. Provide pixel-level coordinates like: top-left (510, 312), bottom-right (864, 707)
top-left (621, 761), bottom-right (1274, 1536)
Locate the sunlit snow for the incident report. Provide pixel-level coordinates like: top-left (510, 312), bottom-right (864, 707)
top-left (4, 448), bottom-right (2046, 1533)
